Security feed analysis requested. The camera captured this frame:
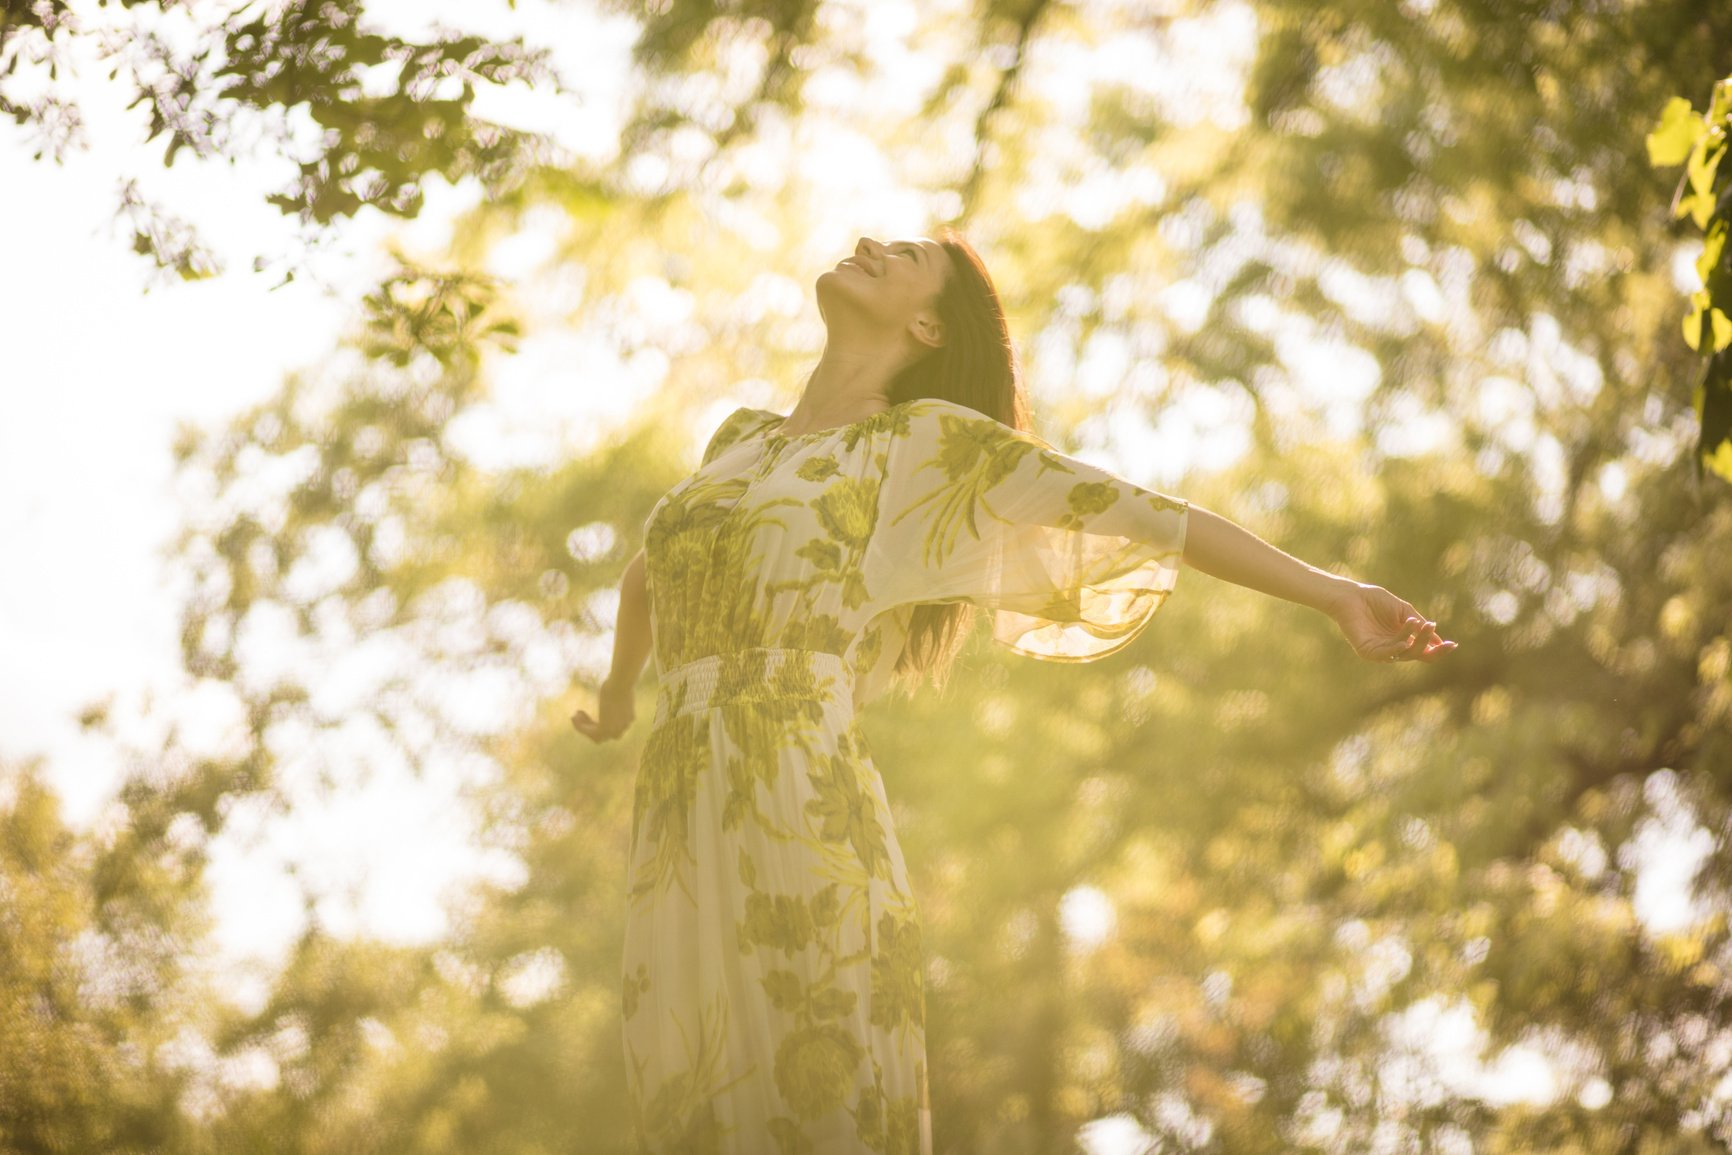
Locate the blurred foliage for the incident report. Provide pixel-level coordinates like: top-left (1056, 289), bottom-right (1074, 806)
top-left (1648, 75), bottom-right (1732, 485)
top-left (0, 0), bottom-right (555, 277)
top-left (9, 0), bottom-right (1732, 1153)
top-left (0, 758), bottom-right (209, 1151)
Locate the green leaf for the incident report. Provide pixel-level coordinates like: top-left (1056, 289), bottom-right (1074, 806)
top-left (1698, 221), bottom-right (1726, 284)
top-left (1710, 78), bottom-right (1732, 126)
top-left (1699, 369), bottom-right (1732, 485)
top-left (1703, 437), bottom-right (1732, 485)
top-left (1679, 187), bottom-right (1719, 230)
top-left (1649, 96), bottom-right (1706, 166)
top-left (1687, 132), bottom-right (1725, 196)
top-left (1683, 290), bottom-right (1710, 351)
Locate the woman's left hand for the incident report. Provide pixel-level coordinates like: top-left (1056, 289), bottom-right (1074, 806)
top-left (1325, 581), bottom-right (1458, 663)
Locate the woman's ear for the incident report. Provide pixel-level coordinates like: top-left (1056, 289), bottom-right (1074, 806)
top-left (909, 309), bottom-right (944, 350)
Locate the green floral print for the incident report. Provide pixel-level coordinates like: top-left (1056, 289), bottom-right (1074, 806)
top-left (623, 396), bottom-right (1188, 1152)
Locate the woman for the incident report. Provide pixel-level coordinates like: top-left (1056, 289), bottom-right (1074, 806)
top-left (573, 231), bottom-right (1455, 1153)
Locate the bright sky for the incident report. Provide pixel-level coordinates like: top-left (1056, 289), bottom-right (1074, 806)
top-left (0, 0), bottom-right (639, 1009)
top-left (0, 0), bottom-right (1712, 1132)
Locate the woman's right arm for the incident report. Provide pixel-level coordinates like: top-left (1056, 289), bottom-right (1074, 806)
top-left (572, 547), bottom-right (653, 742)
top-left (574, 405), bottom-right (766, 742)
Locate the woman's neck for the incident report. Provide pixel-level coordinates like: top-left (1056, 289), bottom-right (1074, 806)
top-left (779, 343), bottom-right (899, 435)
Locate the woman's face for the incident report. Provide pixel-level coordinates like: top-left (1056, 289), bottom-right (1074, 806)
top-left (816, 235), bottom-right (950, 350)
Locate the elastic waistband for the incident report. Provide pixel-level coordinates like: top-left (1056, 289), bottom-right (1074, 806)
top-left (652, 647), bottom-right (855, 726)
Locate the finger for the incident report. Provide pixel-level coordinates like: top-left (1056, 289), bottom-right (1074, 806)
top-left (1402, 616), bottom-right (1429, 645)
top-left (1401, 624), bottom-right (1451, 659)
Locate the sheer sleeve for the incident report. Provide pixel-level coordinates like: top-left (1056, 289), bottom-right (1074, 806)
top-left (865, 397), bottom-right (1189, 662)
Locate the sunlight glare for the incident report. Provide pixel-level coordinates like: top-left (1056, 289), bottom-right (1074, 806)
top-left (1060, 885), bottom-right (1118, 950)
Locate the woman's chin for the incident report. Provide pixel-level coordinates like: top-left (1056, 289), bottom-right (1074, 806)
top-left (814, 268), bottom-right (859, 303)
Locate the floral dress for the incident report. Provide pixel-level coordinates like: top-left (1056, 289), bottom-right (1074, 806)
top-left (623, 396), bottom-right (1189, 1154)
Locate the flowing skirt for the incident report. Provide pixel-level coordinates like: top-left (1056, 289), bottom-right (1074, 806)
top-left (622, 646), bottom-right (932, 1155)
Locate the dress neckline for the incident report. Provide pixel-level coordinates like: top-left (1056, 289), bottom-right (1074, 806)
top-left (762, 401), bottom-right (909, 445)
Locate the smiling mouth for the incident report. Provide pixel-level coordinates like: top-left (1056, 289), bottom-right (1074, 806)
top-left (837, 257), bottom-right (880, 276)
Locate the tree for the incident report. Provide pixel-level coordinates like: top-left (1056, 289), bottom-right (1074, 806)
top-left (0, 0), bottom-right (554, 278)
top-left (15, 0), bottom-right (1732, 1150)
top-left (0, 753), bottom-right (211, 1152)
top-left (1647, 75), bottom-right (1732, 485)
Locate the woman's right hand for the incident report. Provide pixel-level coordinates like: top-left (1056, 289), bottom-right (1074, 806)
top-left (572, 676), bottom-right (636, 742)
top-left (1325, 581), bottom-right (1458, 663)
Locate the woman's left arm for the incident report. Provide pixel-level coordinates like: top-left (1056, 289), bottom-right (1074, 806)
top-left (1179, 504), bottom-right (1346, 610)
top-left (1179, 503), bottom-right (1457, 663)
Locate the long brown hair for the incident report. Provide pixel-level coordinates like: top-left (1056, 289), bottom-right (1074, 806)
top-left (881, 229), bottom-right (1033, 698)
